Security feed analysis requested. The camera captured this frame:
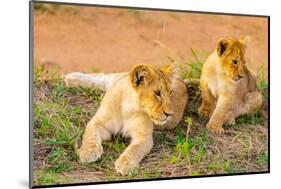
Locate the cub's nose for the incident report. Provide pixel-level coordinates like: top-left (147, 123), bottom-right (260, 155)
top-left (163, 111), bottom-right (173, 117)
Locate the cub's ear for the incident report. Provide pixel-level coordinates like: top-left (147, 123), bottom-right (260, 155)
top-left (239, 36), bottom-right (250, 48)
top-left (216, 38), bottom-right (229, 57)
top-left (130, 64), bottom-right (153, 88)
top-left (161, 62), bottom-right (183, 80)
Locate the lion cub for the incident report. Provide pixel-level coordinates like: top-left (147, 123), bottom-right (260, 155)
top-left (64, 64), bottom-right (187, 175)
top-left (199, 37), bottom-right (262, 133)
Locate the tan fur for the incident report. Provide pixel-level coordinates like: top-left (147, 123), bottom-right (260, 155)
top-left (199, 37), bottom-right (262, 134)
top-left (64, 64), bottom-right (187, 175)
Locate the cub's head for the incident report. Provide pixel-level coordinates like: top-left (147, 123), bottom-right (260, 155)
top-left (216, 37), bottom-right (249, 83)
top-left (129, 64), bottom-right (175, 125)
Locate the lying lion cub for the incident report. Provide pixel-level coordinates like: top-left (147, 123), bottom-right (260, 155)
top-left (64, 64), bottom-right (187, 175)
top-left (199, 37), bottom-right (262, 133)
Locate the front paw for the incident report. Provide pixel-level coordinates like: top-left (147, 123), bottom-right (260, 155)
top-left (206, 122), bottom-right (224, 134)
top-left (115, 155), bottom-right (138, 176)
top-left (225, 117), bottom-right (236, 125)
top-left (77, 143), bottom-right (103, 163)
top-left (198, 106), bottom-right (211, 118)
top-left (64, 72), bottom-right (83, 87)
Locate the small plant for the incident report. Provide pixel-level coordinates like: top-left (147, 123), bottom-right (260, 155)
top-left (111, 135), bottom-right (127, 153)
top-left (223, 160), bottom-right (231, 173)
top-left (191, 171), bottom-right (200, 176)
top-left (257, 65), bottom-right (268, 91)
top-left (256, 65), bottom-right (269, 107)
top-left (171, 117), bottom-right (207, 164)
top-left (256, 152), bottom-right (268, 165)
top-left (192, 129), bottom-right (207, 163)
top-left (34, 64), bottom-right (46, 84)
top-left (170, 124), bottom-right (192, 164)
top-left (35, 171), bottom-right (63, 185)
top-left (235, 112), bottom-right (263, 126)
top-left (182, 48), bottom-right (206, 80)
top-left (143, 169), bottom-right (150, 179)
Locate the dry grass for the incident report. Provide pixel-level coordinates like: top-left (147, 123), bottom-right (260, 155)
top-left (32, 52), bottom-right (268, 186)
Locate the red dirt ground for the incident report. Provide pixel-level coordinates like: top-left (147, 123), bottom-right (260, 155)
top-left (34, 5), bottom-right (268, 76)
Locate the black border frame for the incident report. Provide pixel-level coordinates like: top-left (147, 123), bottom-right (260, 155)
top-left (29, 0), bottom-right (270, 188)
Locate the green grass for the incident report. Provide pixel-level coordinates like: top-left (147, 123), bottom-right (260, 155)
top-left (235, 112), bottom-right (263, 126)
top-left (35, 170), bottom-right (66, 185)
top-left (33, 65), bottom-right (104, 185)
top-left (256, 152), bottom-right (268, 165)
top-left (33, 51), bottom-right (268, 186)
top-left (257, 65), bottom-right (268, 91)
top-left (171, 117), bottom-right (207, 164)
top-left (182, 48), bottom-right (204, 79)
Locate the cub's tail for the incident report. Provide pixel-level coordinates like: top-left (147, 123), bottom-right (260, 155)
top-left (64, 72), bottom-right (127, 91)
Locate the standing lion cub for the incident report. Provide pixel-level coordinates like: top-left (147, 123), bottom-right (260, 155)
top-left (199, 37), bottom-right (262, 133)
top-left (64, 64), bottom-right (187, 175)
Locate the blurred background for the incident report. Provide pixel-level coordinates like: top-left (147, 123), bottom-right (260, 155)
top-left (34, 3), bottom-right (268, 77)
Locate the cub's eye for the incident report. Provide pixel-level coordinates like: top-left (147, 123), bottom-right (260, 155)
top-left (154, 90), bottom-right (161, 97)
top-left (232, 59), bottom-right (238, 65)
